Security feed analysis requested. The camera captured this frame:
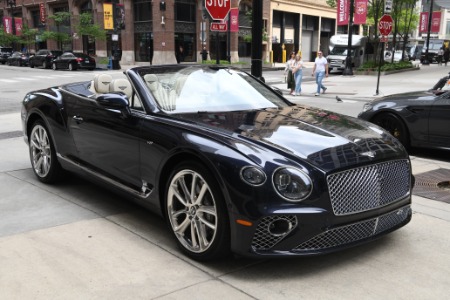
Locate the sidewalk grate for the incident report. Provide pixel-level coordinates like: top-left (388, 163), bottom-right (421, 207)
top-left (0, 131), bottom-right (23, 140)
top-left (413, 168), bottom-right (450, 203)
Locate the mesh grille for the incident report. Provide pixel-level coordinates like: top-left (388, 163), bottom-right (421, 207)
top-left (327, 160), bottom-right (410, 216)
top-left (251, 215), bottom-right (298, 250)
top-left (294, 206), bottom-right (411, 252)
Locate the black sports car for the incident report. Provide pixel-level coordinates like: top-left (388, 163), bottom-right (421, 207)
top-left (21, 65), bottom-right (413, 260)
top-left (7, 51), bottom-right (30, 66)
top-left (358, 91), bottom-right (450, 150)
top-left (52, 52), bottom-right (96, 71)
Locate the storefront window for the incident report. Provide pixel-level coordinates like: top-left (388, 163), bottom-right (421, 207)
top-left (134, 0), bottom-right (153, 62)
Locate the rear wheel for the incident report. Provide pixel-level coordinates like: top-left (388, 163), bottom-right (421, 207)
top-left (69, 63), bottom-right (74, 71)
top-left (28, 120), bottom-right (64, 183)
top-left (43, 61), bottom-right (47, 69)
top-left (52, 63), bottom-right (57, 70)
top-left (29, 61), bottom-right (34, 68)
top-left (372, 113), bottom-right (410, 149)
top-left (165, 162), bottom-right (230, 261)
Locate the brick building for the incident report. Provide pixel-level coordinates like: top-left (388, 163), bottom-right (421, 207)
top-left (1, 0), bottom-right (337, 64)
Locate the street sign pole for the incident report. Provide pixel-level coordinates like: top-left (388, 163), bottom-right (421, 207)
top-left (343, 0), bottom-right (354, 76)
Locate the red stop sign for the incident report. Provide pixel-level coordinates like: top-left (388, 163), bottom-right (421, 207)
top-left (205, 0), bottom-right (231, 20)
top-left (379, 14), bottom-right (394, 36)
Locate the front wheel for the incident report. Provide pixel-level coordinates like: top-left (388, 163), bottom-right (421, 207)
top-left (165, 162), bottom-right (230, 261)
top-left (68, 63), bottom-right (76, 71)
top-left (43, 61), bottom-right (48, 69)
top-left (372, 113), bottom-right (410, 149)
top-left (28, 120), bottom-right (64, 183)
top-left (52, 63), bottom-right (57, 70)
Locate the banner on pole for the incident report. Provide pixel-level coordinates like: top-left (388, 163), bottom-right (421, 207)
top-left (103, 3), bottom-right (114, 30)
top-left (431, 11), bottom-right (441, 33)
top-left (15, 18), bottom-right (23, 36)
top-left (419, 12), bottom-right (428, 33)
top-left (337, 0), bottom-right (349, 26)
top-left (354, 0), bottom-right (368, 25)
top-left (3, 17), bottom-right (12, 34)
top-left (230, 8), bottom-right (239, 32)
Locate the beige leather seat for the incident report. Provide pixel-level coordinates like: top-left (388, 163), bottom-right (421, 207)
top-left (89, 74), bottom-right (113, 95)
top-left (109, 78), bottom-right (132, 98)
top-left (144, 74), bottom-right (172, 110)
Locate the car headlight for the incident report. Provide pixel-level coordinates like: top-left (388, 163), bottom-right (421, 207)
top-left (240, 166), bottom-right (266, 186)
top-left (272, 167), bottom-right (312, 202)
top-left (362, 103), bottom-right (373, 112)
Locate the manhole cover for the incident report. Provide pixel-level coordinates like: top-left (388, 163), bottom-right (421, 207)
top-left (413, 168), bottom-right (450, 203)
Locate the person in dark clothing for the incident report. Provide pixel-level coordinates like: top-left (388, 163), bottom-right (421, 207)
top-left (201, 46), bottom-right (208, 62)
top-left (444, 47), bottom-right (450, 66)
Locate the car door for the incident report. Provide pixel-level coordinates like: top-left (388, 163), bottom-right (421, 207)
top-left (428, 93), bottom-right (450, 147)
top-left (68, 92), bottom-right (143, 189)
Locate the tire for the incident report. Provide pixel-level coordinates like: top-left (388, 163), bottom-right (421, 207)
top-left (52, 63), bottom-right (57, 70)
top-left (43, 61), bottom-right (47, 69)
top-left (29, 61), bottom-right (34, 68)
top-left (372, 113), bottom-right (410, 149)
top-left (68, 63), bottom-right (74, 71)
top-left (28, 120), bottom-right (64, 183)
top-left (165, 161), bottom-right (230, 261)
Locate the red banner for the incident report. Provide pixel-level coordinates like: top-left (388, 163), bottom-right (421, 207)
top-left (229, 7), bottom-right (239, 32)
top-left (431, 11), bottom-right (441, 33)
top-left (419, 12), bottom-right (428, 33)
top-left (39, 3), bottom-right (46, 24)
top-left (3, 17), bottom-right (13, 34)
top-left (15, 18), bottom-right (23, 36)
top-left (337, 0), bottom-right (349, 26)
top-left (354, 0), bottom-right (368, 25)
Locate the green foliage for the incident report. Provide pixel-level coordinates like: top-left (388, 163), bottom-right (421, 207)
top-left (48, 12), bottom-right (71, 25)
top-left (357, 60), bottom-right (413, 71)
top-left (40, 31), bottom-right (71, 44)
top-left (75, 13), bottom-right (106, 41)
top-left (0, 26), bottom-right (20, 46)
top-left (19, 25), bottom-right (39, 50)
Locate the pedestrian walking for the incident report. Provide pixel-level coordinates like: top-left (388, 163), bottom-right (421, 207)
top-left (444, 47), bottom-right (450, 66)
top-left (292, 54), bottom-right (304, 96)
top-left (438, 47), bottom-right (444, 65)
top-left (312, 50), bottom-right (329, 96)
top-left (284, 52), bottom-right (296, 95)
top-left (201, 46), bottom-right (208, 63)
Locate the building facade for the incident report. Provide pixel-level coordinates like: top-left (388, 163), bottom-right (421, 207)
top-left (1, 0), bottom-right (338, 64)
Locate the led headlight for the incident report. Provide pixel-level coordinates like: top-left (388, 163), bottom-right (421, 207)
top-left (272, 167), bottom-right (312, 202)
top-left (240, 166), bottom-right (267, 186)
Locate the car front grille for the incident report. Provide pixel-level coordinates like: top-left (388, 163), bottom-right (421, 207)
top-left (294, 205), bottom-right (411, 252)
top-left (251, 215), bottom-right (298, 251)
top-left (327, 159), bottom-right (411, 216)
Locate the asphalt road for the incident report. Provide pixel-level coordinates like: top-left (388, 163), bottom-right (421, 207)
top-left (1, 63), bottom-right (450, 299)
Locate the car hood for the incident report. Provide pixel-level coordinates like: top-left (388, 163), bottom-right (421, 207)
top-left (175, 105), bottom-right (406, 172)
top-left (376, 91), bottom-right (437, 102)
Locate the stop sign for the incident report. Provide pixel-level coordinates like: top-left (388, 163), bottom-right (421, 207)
top-left (379, 14), bottom-right (394, 36)
top-left (205, 0), bottom-right (231, 20)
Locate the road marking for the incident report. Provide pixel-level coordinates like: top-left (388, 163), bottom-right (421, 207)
top-left (13, 77), bottom-right (38, 81)
top-left (0, 79), bottom-right (18, 83)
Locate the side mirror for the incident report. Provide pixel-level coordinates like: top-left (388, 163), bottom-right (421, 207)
top-left (97, 93), bottom-right (130, 116)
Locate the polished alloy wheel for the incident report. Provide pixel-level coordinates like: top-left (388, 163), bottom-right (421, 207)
top-left (30, 124), bottom-right (52, 178)
top-left (167, 169), bottom-right (218, 254)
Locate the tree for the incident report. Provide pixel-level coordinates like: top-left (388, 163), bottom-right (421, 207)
top-left (19, 25), bottom-right (39, 53)
top-left (0, 26), bottom-right (21, 47)
top-left (75, 12), bottom-right (106, 41)
top-left (40, 12), bottom-right (72, 50)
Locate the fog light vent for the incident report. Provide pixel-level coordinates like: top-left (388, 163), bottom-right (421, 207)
top-left (251, 215), bottom-right (297, 250)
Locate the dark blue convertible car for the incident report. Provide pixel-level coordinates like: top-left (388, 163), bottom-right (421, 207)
top-left (21, 65), bottom-right (413, 260)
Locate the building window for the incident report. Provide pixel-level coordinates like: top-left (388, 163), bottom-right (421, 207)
top-left (175, 0), bottom-right (195, 22)
top-left (134, 0), bottom-right (152, 22)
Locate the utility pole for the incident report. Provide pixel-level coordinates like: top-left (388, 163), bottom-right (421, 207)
top-left (251, 0), bottom-right (263, 80)
top-left (422, 0), bottom-right (434, 65)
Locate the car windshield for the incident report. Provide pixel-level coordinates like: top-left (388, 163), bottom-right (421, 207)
top-left (330, 46), bottom-right (355, 56)
top-left (139, 66), bottom-right (291, 113)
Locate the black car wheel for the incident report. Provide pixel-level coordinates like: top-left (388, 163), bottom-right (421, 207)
top-left (29, 120), bottom-right (64, 183)
top-left (372, 113), bottom-right (410, 149)
top-left (165, 162), bottom-right (230, 261)
top-left (52, 63), bottom-right (57, 70)
top-left (43, 61), bottom-right (48, 69)
top-left (29, 61), bottom-right (34, 68)
top-left (69, 63), bottom-right (75, 71)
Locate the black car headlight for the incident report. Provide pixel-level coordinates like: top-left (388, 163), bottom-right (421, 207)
top-left (272, 167), bottom-right (312, 202)
top-left (240, 166), bottom-right (266, 186)
top-left (362, 103), bottom-right (373, 112)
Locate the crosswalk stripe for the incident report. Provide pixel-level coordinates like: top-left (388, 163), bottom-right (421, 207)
top-left (0, 79), bottom-right (18, 83)
top-left (13, 77), bottom-right (38, 81)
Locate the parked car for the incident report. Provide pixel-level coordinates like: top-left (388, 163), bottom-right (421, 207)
top-left (52, 52), bottom-right (96, 71)
top-left (0, 46), bottom-right (13, 64)
top-left (21, 65), bottom-right (413, 260)
top-left (29, 49), bottom-right (62, 69)
top-left (7, 51), bottom-right (30, 66)
top-left (384, 50), bottom-right (409, 63)
top-left (358, 90), bottom-right (450, 150)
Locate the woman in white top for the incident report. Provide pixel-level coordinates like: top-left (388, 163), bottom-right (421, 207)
top-left (292, 54), bottom-right (303, 96)
top-left (284, 52), bottom-right (296, 94)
